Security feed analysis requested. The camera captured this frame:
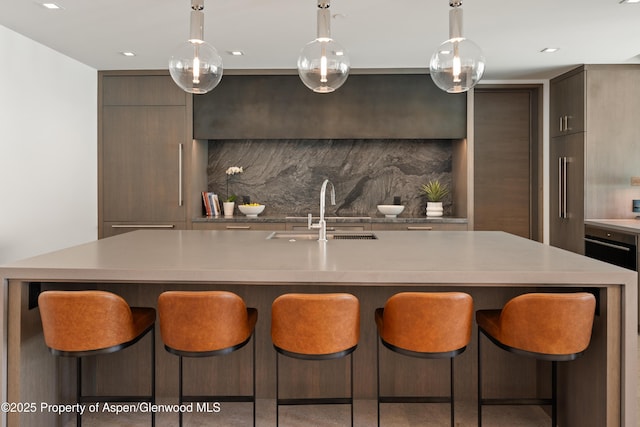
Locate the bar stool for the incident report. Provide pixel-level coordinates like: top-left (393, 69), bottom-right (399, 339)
top-left (375, 292), bottom-right (473, 426)
top-left (476, 292), bottom-right (596, 426)
top-left (38, 290), bottom-right (156, 427)
top-left (157, 291), bottom-right (257, 427)
top-left (271, 293), bottom-right (360, 426)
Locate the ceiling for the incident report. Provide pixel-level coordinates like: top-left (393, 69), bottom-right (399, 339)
top-left (1, 0), bottom-right (640, 80)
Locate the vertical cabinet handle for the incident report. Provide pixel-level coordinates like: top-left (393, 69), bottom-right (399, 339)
top-left (558, 156), bottom-right (568, 219)
top-left (558, 157), bottom-right (563, 218)
top-left (559, 115), bottom-right (571, 132)
top-left (178, 143), bottom-right (183, 207)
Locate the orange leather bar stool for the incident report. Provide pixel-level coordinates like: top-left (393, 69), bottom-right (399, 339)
top-left (476, 292), bottom-right (596, 426)
top-left (158, 291), bottom-right (257, 427)
top-left (271, 293), bottom-right (360, 426)
top-left (38, 290), bottom-right (156, 427)
top-left (375, 292), bottom-right (473, 427)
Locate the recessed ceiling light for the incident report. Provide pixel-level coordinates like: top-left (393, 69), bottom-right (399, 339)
top-left (620, 0), bottom-right (640, 4)
top-left (41, 3), bottom-right (62, 9)
top-left (120, 52), bottom-right (136, 57)
top-left (541, 48), bottom-right (560, 53)
top-left (227, 51), bottom-right (244, 56)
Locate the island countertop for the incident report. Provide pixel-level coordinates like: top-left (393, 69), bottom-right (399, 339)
top-left (1, 229), bottom-right (634, 286)
top-left (0, 230), bottom-right (637, 427)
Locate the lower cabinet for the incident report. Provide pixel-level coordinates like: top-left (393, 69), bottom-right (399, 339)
top-left (103, 222), bottom-right (186, 238)
top-left (192, 222), bottom-right (286, 231)
top-left (372, 223), bottom-right (468, 231)
top-left (286, 223), bottom-right (371, 232)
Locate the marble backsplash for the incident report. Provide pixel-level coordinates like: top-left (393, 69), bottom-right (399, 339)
top-left (207, 139), bottom-right (454, 217)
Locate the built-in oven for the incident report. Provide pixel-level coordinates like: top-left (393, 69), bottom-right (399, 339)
top-left (584, 225), bottom-right (637, 271)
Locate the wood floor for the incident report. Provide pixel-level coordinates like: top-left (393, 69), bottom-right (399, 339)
top-left (61, 336), bottom-right (640, 426)
top-left (64, 399), bottom-right (551, 426)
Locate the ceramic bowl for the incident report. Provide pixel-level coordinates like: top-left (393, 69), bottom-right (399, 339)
top-left (238, 204), bottom-right (265, 217)
top-left (377, 204), bottom-right (405, 218)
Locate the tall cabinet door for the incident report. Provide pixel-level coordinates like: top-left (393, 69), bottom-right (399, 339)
top-left (474, 89), bottom-right (537, 239)
top-left (99, 73), bottom-right (189, 238)
top-left (102, 106), bottom-right (186, 222)
top-left (549, 132), bottom-right (585, 254)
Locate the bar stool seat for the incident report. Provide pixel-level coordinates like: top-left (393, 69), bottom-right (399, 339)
top-left (38, 290), bottom-right (156, 427)
top-left (158, 290), bottom-right (257, 427)
top-left (375, 292), bottom-right (473, 426)
top-left (271, 293), bottom-right (360, 426)
top-left (476, 292), bottom-right (596, 426)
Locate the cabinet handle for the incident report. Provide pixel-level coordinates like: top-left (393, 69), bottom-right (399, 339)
top-left (559, 116), bottom-right (564, 132)
top-left (407, 226), bottom-right (433, 230)
top-left (558, 156), bottom-right (568, 219)
top-left (178, 143), bottom-right (184, 207)
top-left (226, 225), bottom-right (251, 230)
top-left (584, 237), bottom-right (631, 252)
top-left (558, 157), bottom-right (563, 218)
top-left (111, 224), bottom-right (175, 229)
top-left (564, 115), bottom-right (569, 132)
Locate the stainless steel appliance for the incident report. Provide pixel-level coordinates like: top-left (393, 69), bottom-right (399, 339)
top-left (584, 225), bottom-right (637, 271)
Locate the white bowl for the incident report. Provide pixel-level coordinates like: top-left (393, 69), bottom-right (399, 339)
top-left (377, 204), bottom-right (405, 218)
top-left (238, 204), bottom-right (265, 217)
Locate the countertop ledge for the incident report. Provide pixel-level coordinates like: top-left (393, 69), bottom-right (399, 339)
top-left (585, 219), bottom-right (640, 234)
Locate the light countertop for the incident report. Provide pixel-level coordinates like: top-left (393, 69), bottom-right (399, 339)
top-left (1, 230), bottom-right (634, 286)
top-left (1, 230), bottom-right (636, 427)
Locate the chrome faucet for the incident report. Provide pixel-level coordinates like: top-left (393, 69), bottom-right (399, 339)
top-left (308, 179), bottom-right (336, 241)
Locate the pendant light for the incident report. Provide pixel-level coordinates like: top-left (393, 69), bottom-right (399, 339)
top-left (169, 0), bottom-right (223, 94)
top-left (429, 0), bottom-right (485, 93)
top-left (297, 0), bottom-right (350, 93)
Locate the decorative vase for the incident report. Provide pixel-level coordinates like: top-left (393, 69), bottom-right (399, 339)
top-left (426, 201), bottom-right (443, 217)
top-left (223, 201), bottom-right (235, 217)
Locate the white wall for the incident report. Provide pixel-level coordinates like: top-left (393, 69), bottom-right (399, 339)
top-left (0, 25), bottom-right (97, 265)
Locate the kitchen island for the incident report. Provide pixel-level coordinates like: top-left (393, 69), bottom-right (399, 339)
top-left (0, 230), bottom-right (636, 426)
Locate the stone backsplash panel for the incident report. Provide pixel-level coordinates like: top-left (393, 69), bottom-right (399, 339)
top-left (207, 139), bottom-right (454, 217)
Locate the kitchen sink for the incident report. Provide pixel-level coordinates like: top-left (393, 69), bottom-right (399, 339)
top-left (267, 232), bottom-right (378, 241)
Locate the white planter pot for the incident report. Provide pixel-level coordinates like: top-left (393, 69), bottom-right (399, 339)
top-left (426, 201), bottom-right (443, 217)
top-left (223, 201), bottom-right (235, 217)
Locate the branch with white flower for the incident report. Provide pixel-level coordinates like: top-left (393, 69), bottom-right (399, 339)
top-left (225, 166), bottom-right (244, 202)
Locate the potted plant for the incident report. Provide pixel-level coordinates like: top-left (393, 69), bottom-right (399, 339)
top-left (420, 180), bottom-right (449, 217)
top-left (224, 166), bottom-right (243, 217)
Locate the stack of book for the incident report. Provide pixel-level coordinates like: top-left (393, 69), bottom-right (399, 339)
top-left (202, 192), bottom-right (221, 216)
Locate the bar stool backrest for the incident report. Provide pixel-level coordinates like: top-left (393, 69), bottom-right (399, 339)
top-left (272, 293), bottom-right (360, 356)
top-left (158, 290), bottom-right (255, 353)
top-left (379, 292), bottom-right (473, 354)
top-left (498, 292), bottom-right (596, 355)
top-left (38, 290), bottom-right (137, 353)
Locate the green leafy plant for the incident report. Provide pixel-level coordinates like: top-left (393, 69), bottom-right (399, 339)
top-left (420, 180), bottom-right (449, 202)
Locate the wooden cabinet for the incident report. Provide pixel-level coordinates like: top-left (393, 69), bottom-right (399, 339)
top-left (193, 75), bottom-right (466, 140)
top-left (550, 133), bottom-right (585, 254)
top-left (371, 222), bottom-right (467, 231)
top-left (550, 70), bottom-right (585, 137)
top-left (549, 65), bottom-right (640, 253)
top-left (99, 72), bottom-right (192, 238)
top-left (474, 88), bottom-right (541, 240)
top-left (192, 222), bottom-right (285, 231)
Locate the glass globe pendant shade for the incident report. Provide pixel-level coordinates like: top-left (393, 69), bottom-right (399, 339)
top-left (297, 38), bottom-right (350, 93)
top-left (169, 40), bottom-right (223, 95)
top-left (430, 37), bottom-right (485, 93)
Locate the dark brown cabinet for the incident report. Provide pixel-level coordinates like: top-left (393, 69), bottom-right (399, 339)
top-left (550, 132), bottom-right (585, 253)
top-left (549, 65), bottom-right (640, 253)
top-left (99, 72), bottom-right (192, 238)
top-left (193, 74), bottom-right (467, 140)
top-left (550, 70), bottom-right (585, 138)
